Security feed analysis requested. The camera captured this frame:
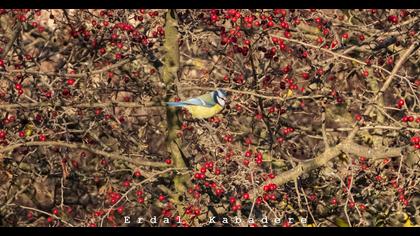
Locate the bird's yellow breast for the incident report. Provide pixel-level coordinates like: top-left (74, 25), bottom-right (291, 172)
top-left (185, 104), bottom-right (224, 119)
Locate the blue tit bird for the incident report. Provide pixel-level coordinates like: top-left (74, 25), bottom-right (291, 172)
top-left (166, 89), bottom-right (227, 119)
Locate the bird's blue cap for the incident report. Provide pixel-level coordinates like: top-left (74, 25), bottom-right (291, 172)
top-left (216, 89), bottom-right (227, 98)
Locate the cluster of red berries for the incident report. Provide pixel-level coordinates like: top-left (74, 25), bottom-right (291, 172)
top-left (255, 151), bottom-right (263, 165)
top-left (263, 183), bottom-right (277, 192)
top-left (401, 115), bottom-right (417, 123)
top-left (282, 127), bottom-right (294, 135)
top-left (108, 191), bottom-right (122, 204)
top-left (261, 183), bottom-right (278, 202)
top-left (397, 188), bottom-right (409, 206)
top-left (194, 161), bottom-right (213, 179)
top-left (411, 136), bottom-right (420, 149)
top-left (14, 83), bottom-right (24, 95)
top-left (223, 134), bottom-right (233, 142)
top-left (184, 206), bottom-right (201, 217)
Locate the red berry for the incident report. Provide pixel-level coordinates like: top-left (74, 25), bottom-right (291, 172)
top-left (52, 208), bottom-right (59, 215)
top-left (276, 137), bottom-right (284, 143)
top-left (397, 99), bottom-right (405, 107)
top-left (134, 170), bottom-right (141, 177)
top-left (0, 130), bottom-right (6, 139)
top-left (302, 72), bottom-right (310, 80)
top-left (136, 190), bottom-right (143, 196)
top-left (39, 134), bottom-right (46, 141)
top-left (194, 173), bottom-right (201, 179)
top-left (67, 79), bottom-right (75, 85)
top-left (355, 114), bottom-right (362, 121)
top-left (308, 194), bottom-right (317, 201)
top-left (269, 183), bottom-right (277, 191)
top-left (158, 195), bottom-right (165, 202)
top-left (15, 83), bottom-right (22, 90)
top-left (165, 159), bottom-right (172, 165)
top-left (243, 193), bottom-right (250, 200)
top-left (194, 209), bottom-right (201, 215)
top-left (117, 206), bottom-right (124, 214)
top-left (122, 180), bottom-right (130, 187)
top-left (342, 33), bottom-right (349, 39)
top-left (362, 70), bottom-right (369, 77)
top-left (388, 15), bottom-right (398, 24)
top-left (317, 37), bottom-right (323, 44)
top-left (245, 150), bottom-right (252, 157)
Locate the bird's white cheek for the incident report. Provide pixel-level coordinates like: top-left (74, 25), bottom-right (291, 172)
top-left (217, 97), bottom-right (226, 107)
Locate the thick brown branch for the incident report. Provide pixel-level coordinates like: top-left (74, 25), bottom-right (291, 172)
top-left (253, 141), bottom-right (406, 196)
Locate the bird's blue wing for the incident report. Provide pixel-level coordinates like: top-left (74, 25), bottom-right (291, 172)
top-left (166, 101), bottom-right (188, 107)
top-left (166, 92), bottom-right (216, 107)
top-left (182, 97), bottom-right (215, 107)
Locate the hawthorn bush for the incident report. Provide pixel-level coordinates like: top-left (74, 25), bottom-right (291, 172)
top-left (0, 9), bottom-right (419, 227)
